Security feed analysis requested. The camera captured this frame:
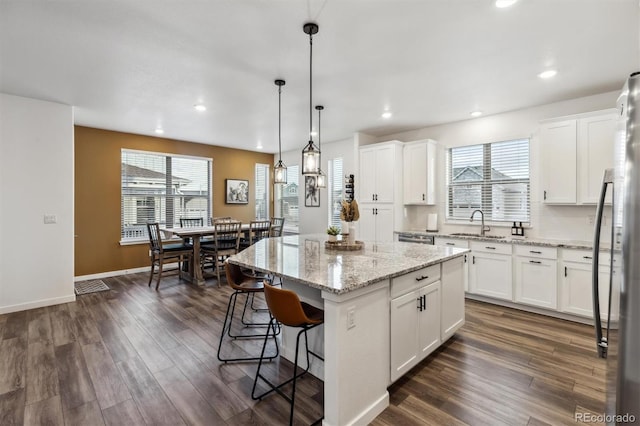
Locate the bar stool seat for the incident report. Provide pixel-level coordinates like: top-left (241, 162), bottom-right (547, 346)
top-left (252, 284), bottom-right (324, 426)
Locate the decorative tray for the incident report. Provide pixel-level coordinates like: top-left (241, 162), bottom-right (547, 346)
top-left (324, 240), bottom-right (365, 251)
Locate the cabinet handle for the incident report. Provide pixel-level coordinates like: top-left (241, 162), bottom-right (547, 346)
top-left (472, 256), bottom-right (475, 264)
top-left (372, 194), bottom-right (375, 201)
top-left (485, 246), bottom-right (496, 250)
top-left (422, 295), bottom-right (426, 310)
top-left (544, 190), bottom-right (547, 200)
top-left (564, 266), bottom-right (568, 277)
top-left (583, 256), bottom-right (592, 259)
top-left (417, 297), bottom-right (423, 312)
top-left (529, 260), bottom-right (542, 264)
top-left (464, 254), bottom-right (467, 263)
top-left (415, 275), bottom-right (429, 282)
top-left (529, 250), bottom-right (542, 254)
top-left (422, 194), bottom-right (425, 201)
top-left (446, 242), bottom-right (455, 246)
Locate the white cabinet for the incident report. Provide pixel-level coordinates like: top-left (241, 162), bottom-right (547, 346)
top-left (435, 237), bottom-right (470, 292)
top-left (469, 241), bottom-right (513, 301)
top-left (359, 141), bottom-right (404, 242)
top-left (560, 249), bottom-right (618, 319)
top-left (440, 256), bottom-right (466, 341)
top-left (390, 266), bottom-right (441, 382)
top-left (359, 142), bottom-right (401, 203)
top-left (403, 140), bottom-right (436, 205)
top-left (513, 245), bottom-right (558, 309)
top-left (540, 110), bottom-right (616, 205)
top-left (359, 205), bottom-right (394, 242)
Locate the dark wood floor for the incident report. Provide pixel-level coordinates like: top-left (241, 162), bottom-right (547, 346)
top-left (0, 271), bottom-right (605, 425)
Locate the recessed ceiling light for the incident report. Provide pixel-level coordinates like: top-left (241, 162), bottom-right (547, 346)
top-left (538, 69), bottom-right (557, 79)
top-left (470, 111), bottom-right (483, 117)
top-left (154, 128), bottom-right (164, 135)
top-left (495, 0), bottom-right (518, 8)
top-left (381, 111), bottom-right (392, 119)
top-left (194, 104), bottom-right (207, 112)
top-left (256, 142), bottom-right (263, 150)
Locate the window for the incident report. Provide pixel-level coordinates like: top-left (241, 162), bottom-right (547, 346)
top-left (328, 158), bottom-right (344, 228)
top-left (121, 149), bottom-right (212, 242)
top-left (275, 164), bottom-right (299, 233)
top-left (446, 139), bottom-right (530, 223)
top-left (255, 164), bottom-right (270, 220)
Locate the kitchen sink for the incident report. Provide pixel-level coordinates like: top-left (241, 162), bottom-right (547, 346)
top-left (450, 233), bottom-right (506, 239)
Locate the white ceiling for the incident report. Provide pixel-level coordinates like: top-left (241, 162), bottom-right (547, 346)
top-left (1, 1), bottom-right (638, 153)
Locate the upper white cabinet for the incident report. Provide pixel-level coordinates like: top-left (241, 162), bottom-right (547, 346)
top-left (540, 109), bottom-right (616, 205)
top-left (403, 140), bottom-right (436, 205)
top-left (359, 142), bottom-right (402, 203)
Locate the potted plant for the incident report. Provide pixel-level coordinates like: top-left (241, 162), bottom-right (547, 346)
top-left (326, 226), bottom-right (340, 242)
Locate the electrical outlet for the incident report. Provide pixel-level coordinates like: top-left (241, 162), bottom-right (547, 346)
top-left (347, 308), bottom-right (356, 329)
top-left (44, 214), bottom-right (57, 224)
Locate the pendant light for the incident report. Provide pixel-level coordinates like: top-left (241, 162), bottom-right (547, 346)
top-left (301, 22), bottom-right (321, 175)
top-left (315, 105), bottom-right (326, 188)
top-left (273, 79), bottom-right (287, 184)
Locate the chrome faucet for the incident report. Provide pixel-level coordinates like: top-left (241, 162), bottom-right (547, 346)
top-left (470, 209), bottom-right (490, 236)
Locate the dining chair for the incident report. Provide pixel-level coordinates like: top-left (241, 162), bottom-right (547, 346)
top-left (179, 217), bottom-right (204, 245)
top-left (270, 217), bottom-right (285, 237)
top-left (212, 216), bottom-right (233, 223)
top-left (240, 220), bottom-right (271, 250)
top-left (146, 222), bottom-right (193, 290)
top-left (201, 220), bottom-right (241, 286)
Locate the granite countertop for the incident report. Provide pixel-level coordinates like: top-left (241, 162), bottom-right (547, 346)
top-left (395, 230), bottom-right (603, 250)
top-left (227, 234), bottom-right (468, 295)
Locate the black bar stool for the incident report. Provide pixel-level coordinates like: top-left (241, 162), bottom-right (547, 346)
top-left (252, 283), bottom-right (324, 426)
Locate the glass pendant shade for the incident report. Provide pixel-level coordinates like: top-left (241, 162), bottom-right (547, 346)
top-left (274, 160), bottom-right (287, 184)
top-left (274, 79), bottom-right (287, 185)
top-left (302, 141), bottom-right (320, 175)
top-left (316, 169), bottom-right (327, 188)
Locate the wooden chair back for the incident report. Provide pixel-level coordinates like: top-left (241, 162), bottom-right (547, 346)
top-left (249, 220), bottom-right (271, 245)
top-left (212, 216), bottom-right (233, 223)
top-left (270, 217), bottom-right (285, 237)
top-left (180, 217), bottom-right (203, 227)
top-left (147, 222), bottom-right (163, 253)
top-left (215, 220), bottom-right (241, 253)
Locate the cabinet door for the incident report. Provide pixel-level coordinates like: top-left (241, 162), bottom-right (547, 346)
top-left (561, 262), bottom-right (614, 318)
top-left (514, 257), bottom-right (558, 309)
top-left (540, 119), bottom-right (577, 204)
top-left (441, 257), bottom-right (466, 341)
top-left (358, 205), bottom-right (377, 241)
top-left (374, 145), bottom-right (396, 203)
top-left (359, 149), bottom-right (377, 202)
top-left (374, 205), bottom-right (394, 242)
top-left (577, 113), bottom-right (616, 204)
top-left (404, 143), bottom-right (427, 204)
top-left (469, 251), bottom-right (513, 300)
top-left (418, 282), bottom-right (441, 358)
top-left (390, 290), bottom-right (420, 382)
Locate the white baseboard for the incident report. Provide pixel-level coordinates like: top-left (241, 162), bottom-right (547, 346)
top-left (74, 265), bottom-right (152, 282)
top-left (0, 294), bottom-right (76, 315)
top-left (330, 392), bottom-right (389, 426)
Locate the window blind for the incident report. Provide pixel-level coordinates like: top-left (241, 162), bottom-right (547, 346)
top-left (121, 149), bottom-right (211, 241)
top-left (275, 164), bottom-right (299, 233)
top-left (255, 164), bottom-right (270, 220)
top-left (446, 139), bottom-right (530, 223)
top-left (329, 158), bottom-right (344, 228)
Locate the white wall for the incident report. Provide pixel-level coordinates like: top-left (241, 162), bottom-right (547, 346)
top-left (0, 93), bottom-right (75, 313)
top-left (280, 135), bottom-right (357, 234)
top-left (378, 90), bottom-right (620, 242)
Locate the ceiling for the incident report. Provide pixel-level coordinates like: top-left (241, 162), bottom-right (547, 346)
top-left (1, 1), bottom-right (638, 153)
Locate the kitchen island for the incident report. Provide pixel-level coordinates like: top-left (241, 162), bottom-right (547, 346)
top-left (228, 234), bottom-right (468, 426)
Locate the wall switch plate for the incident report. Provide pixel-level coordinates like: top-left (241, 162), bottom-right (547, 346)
top-left (44, 214), bottom-right (57, 224)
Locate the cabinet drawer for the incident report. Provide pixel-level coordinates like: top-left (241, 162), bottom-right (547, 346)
top-left (434, 238), bottom-right (469, 248)
top-left (391, 264), bottom-right (440, 299)
top-left (514, 245), bottom-right (557, 260)
top-left (562, 249), bottom-right (610, 266)
top-left (470, 241), bottom-right (512, 255)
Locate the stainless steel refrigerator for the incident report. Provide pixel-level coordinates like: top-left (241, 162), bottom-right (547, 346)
top-left (592, 71), bottom-right (640, 424)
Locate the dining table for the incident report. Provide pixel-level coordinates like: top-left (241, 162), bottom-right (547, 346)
top-left (160, 223), bottom-right (264, 286)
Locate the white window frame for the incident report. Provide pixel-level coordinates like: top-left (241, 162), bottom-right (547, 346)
top-left (328, 157), bottom-right (344, 229)
top-left (255, 163), bottom-right (270, 220)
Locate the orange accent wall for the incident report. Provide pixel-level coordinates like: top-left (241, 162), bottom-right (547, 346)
top-left (74, 126), bottom-right (274, 276)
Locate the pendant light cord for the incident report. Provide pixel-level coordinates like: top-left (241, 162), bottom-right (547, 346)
top-left (309, 31), bottom-right (313, 142)
top-left (278, 84), bottom-right (282, 161)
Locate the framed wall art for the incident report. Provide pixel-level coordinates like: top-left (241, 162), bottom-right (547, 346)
top-left (305, 175), bottom-right (320, 207)
top-left (226, 179), bottom-right (249, 204)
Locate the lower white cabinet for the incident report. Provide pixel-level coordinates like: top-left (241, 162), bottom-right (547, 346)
top-left (560, 253), bottom-right (617, 319)
top-left (441, 256), bottom-right (466, 341)
top-left (434, 238), bottom-right (470, 292)
top-left (469, 242), bottom-right (513, 301)
top-left (513, 245), bottom-right (558, 309)
top-left (390, 281), bottom-right (440, 382)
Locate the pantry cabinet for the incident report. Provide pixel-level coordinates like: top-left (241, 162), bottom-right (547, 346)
top-left (403, 139), bottom-right (436, 205)
top-left (540, 109), bottom-right (617, 205)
